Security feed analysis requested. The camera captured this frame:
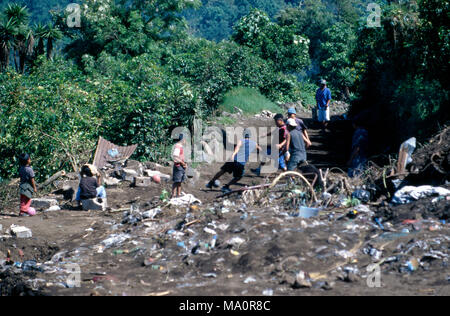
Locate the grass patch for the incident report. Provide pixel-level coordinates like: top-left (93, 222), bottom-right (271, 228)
top-left (215, 116), bottom-right (237, 126)
top-left (220, 87), bottom-right (283, 115)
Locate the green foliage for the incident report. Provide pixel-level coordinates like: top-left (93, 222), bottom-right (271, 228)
top-left (0, 59), bottom-right (100, 181)
top-left (61, 0), bottom-right (200, 61)
top-left (166, 37), bottom-right (302, 111)
top-left (184, 0), bottom-right (290, 41)
top-left (232, 9), bottom-right (310, 73)
top-left (220, 87), bottom-right (282, 115)
top-left (3, 0), bottom-right (447, 183)
top-left (0, 0), bottom-right (71, 23)
top-left (320, 22), bottom-right (358, 98)
top-left (1, 1), bottom-right (318, 181)
top-left (277, 0), bottom-right (334, 63)
top-left (351, 0), bottom-right (449, 145)
top-left (393, 76), bottom-right (449, 138)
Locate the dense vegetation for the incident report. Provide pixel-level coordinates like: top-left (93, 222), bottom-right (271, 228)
top-left (0, 0), bottom-right (309, 181)
top-left (0, 0), bottom-right (448, 182)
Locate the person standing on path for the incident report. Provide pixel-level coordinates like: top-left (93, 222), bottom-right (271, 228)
top-left (286, 108), bottom-right (312, 148)
top-left (316, 79), bottom-right (332, 131)
top-left (172, 134), bottom-right (187, 198)
top-left (285, 118), bottom-right (308, 171)
top-left (18, 153), bottom-right (37, 216)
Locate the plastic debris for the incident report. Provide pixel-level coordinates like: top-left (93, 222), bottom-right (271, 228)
top-left (9, 225), bottom-right (32, 238)
top-left (392, 186), bottom-right (450, 205)
top-left (168, 194), bottom-right (202, 206)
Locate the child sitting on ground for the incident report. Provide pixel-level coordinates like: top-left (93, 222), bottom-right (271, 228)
top-left (75, 164), bottom-right (106, 208)
top-left (18, 153), bottom-right (37, 216)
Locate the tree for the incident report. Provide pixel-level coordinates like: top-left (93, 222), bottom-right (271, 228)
top-left (184, 0), bottom-right (289, 41)
top-left (277, 0), bottom-right (333, 63)
top-left (0, 17), bottom-right (17, 70)
top-left (15, 23), bottom-right (34, 73)
top-left (33, 23), bottom-right (46, 56)
top-left (350, 0), bottom-right (449, 146)
top-left (61, 0), bottom-right (200, 61)
top-left (418, 0), bottom-right (449, 87)
top-left (2, 3), bottom-right (35, 73)
top-left (320, 22), bottom-right (357, 99)
top-left (233, 9), bottom-right (310, 73)
top-left (42, 23), bottom-right (62, 60)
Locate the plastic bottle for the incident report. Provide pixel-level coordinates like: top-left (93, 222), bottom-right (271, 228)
top-left (211, 235), bottom-right (217, 249)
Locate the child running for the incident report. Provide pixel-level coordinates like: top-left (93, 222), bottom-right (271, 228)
top-left (206, 130), bottom-right (262, 194)
top-left (18, 153), bottom-right (37, 216)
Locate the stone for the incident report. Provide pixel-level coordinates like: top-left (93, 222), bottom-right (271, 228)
top-left (82, 198), bottom-right (107, 211)
top-left (294, 271), bottom-right (312, 289)
top-left (186, 167), bottom-right (200, 180)
top-left (134, 177), bottom-right (152, 187)
top-left (125, 160), bottom-right (144, 176)
top-left (10, 225), bottom-right (32, 238)
top-left (121, 168), bottom-right (139, 182)
top-left (104, 177), bottom-right (121, 186)
top-left (31, 198), bottom-right (58, 210)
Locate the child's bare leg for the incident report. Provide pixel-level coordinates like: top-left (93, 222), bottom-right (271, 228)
top-left (172, 183), bottom-right (178, 198)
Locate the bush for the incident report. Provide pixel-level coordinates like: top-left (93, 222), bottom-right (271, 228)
top-left (393, 76), bottom-right (449, 138)
top-left (0, 59), bottom-right (100, 181)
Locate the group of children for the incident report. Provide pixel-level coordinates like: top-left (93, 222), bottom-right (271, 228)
top-left (17, 91), bottom-right (366, 214)
top-left (17, 154), bottom-right (107, 216)
top-left (204, 108), bottom-right (312, 194)
top-left (169, 108), bottom-right (312, 196)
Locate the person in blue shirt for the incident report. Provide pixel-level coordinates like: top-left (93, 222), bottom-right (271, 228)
top-left (206, 130), bottom-right (262, 194)
top-left (316, 79), bottom-right (332, 131)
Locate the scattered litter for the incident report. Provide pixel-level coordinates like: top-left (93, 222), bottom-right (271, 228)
top-left (101, 233), bottom-right (131, 249)
top-left (295, 207), bottom-right (320, 219)
top-left (392, 186), bottom-right (450, 204)
top-left (226, 237), bottom-right (245, 248)
top-left (352, 189), bottom-right (371, 203)
top-left (244, 276), bottom-right (256, 284)
top-left (168, 194), bottom-right (202, 206)
top-left (45, 205), bottom-right (61, 212)
top-left (262, 289), bottom-right (274, 296)
top-left (9, 225), bottom-right (32, 238)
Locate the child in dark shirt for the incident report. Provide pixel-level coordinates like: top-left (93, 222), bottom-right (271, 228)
top-left (75, 165), bottom-right (106, 208)
top-left (18, 153), bottom-right (37, 216)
